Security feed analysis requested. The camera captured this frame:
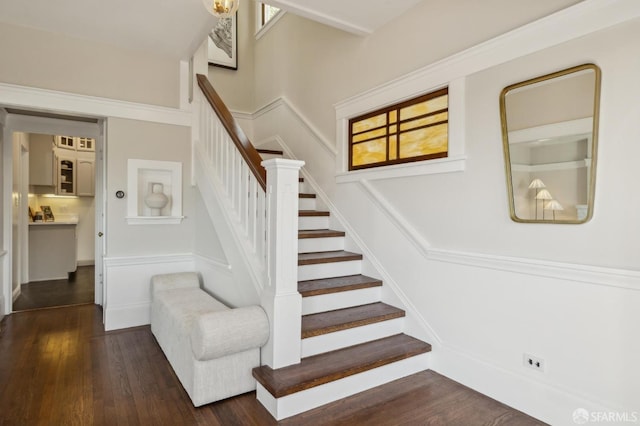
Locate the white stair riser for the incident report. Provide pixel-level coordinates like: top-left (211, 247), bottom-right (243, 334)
top-left (256, 353), bottom-right (431, 420)
top-left (302, 317), bottom-right (404, 357)
top-left (301, 286), bottom-right (381, 315)
top-left (299, 216), bottom-right (329, 230)
top-left (298, 236), bottom-right (345, 254)
top-left (299, 197), bottom-right (317, 211)
top-left (298, 260), bottom-right (361, 281)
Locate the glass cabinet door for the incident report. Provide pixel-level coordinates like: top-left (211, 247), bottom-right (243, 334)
top-left (57, 156), bottom-right (76, 195)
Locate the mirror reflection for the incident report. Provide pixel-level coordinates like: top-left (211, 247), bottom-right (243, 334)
top-left (500, 64), bottom-right (601, 223)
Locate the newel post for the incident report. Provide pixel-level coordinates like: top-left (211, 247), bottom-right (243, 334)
top-left (260, 158), bottom-right (305, 369)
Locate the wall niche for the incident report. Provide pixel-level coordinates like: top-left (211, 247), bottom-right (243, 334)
top-left (126, 159), bottom-right (183, 224)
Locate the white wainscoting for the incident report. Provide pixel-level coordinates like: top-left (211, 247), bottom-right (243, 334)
top-left (103, 253), bottom-right (195, 330)
top-left (103, 253), bottom-right (235, 331)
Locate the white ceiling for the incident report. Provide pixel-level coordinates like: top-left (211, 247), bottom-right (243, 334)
top-left (0, 0), bottom-right (218, 60)
top-left (0, 0), bottom-right (424, 60)
top-left (265, 0), bottom-right (425, 35)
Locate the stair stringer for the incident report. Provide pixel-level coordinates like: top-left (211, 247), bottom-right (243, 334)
top-left (257, 135), bottom-right (442, 348)
top-left (193, 142), bottom-right (265, 305)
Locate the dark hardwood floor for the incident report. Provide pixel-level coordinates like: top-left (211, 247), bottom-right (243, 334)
top-left (0, 304), bottom-right (546, 425)
top-left (12, 265), bottom-right (95, 311)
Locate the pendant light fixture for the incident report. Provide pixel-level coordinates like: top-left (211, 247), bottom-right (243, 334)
top-left (203, 0), bottom-right (239, 18)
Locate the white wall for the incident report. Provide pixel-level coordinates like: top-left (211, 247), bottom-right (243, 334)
top-left (105, 118), bottom-right (194, 256)
top-left (252, 0), bottom-right (582, 145)
top-left (207, 0), bottom-right (255, 112)
top-left (245, 2), bottom-right (640, 424)
top-left (103, 118), bottom-right (194, 328)
top-left (192, 188), bottom-right (240, 307)
top-left (0, 22), bottom-right (180, 108)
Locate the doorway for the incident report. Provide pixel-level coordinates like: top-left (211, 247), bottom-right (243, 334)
top-left (2, 111), bottom-right (105, 313)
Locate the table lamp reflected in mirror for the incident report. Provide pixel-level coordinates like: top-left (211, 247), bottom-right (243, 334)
top-left (528, 178), bottom-right (546, 219)
top-left (545, 199), bottom-right (564, 221)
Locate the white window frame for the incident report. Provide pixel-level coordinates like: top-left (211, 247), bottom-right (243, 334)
top-left (335, 78), bottom-right (466, 183)
top-left (255, 1), bottom-right (285, 40)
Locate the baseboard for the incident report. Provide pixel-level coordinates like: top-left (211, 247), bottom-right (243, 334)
top-left (192, 253), bottom-right (232, 275)
top-left (12, 285), bottom-right (20, 302)
top-left (104, 302), bottom-right (150, 331)
top-left (433, 345), bottom-right (621, 426)
top-left (77, 260), bottom-right (95, 267)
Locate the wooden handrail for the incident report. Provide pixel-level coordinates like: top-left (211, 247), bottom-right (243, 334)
top-left (197, 74), bottom-right (267, 190)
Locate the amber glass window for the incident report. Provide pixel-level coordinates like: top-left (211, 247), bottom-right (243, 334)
top-left (349, 88), bottom-right (448, 170)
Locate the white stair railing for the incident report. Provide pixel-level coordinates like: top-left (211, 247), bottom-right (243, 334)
top-left (195, 75), bottom-right (303, 369)
top-left (197, 89), bottom-right (268, 268)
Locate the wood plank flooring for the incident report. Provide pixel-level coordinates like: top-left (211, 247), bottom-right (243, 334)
top-left (12, 265), bottom-right (95, 311)
top-left (0, 305), bottom-right (547, 425)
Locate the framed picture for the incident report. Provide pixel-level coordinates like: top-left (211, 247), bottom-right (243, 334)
top-left (208, 13), bottom-right (238, 70)
top-left (41, 206), bottom-right (55, 222)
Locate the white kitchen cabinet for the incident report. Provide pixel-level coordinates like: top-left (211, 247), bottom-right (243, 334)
top-left (55, 135), bottom-right (75, 150)
top-left (76, 158), bottom-right (95, 196)
top-left (29, 136), bottom-right (55, 186)
top-left (56, 154), bottom-right (76, 195)
top-left (29, 222), bottom-right (77, 281)
top-left (55, 135), bottom-right (95, 152)
top-left (77, 137), bottom-right (95, 152)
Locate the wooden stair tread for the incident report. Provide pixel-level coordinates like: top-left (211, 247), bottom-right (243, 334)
top-left (298, 250), bottom-right (362, 265)
top-left (256, 149), bottom-right (284, 155)
top-left (302, 302), bottom-right (404, 338)
top-left (299, 210), bottom-right (330, 217)
top-left (299, 193), bottom-right (316, 198)
top-left (298, 274), bottom-right (382, 297)
top-left (252, 334), bottom-right (431, 398)
top-left (298, 229), bottom-right (346, 239)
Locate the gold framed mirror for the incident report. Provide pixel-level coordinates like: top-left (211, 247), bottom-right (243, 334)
top-left (500, 63), bottom-right (601, 223)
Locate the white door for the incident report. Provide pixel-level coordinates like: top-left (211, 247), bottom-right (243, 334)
top-left (11, 133), bottom-right (29, 301)
top-left (94, 122), bottom-right (106, 306)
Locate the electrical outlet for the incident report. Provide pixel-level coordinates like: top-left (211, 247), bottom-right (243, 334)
top-left (523, 353), bottom-right (545, 372)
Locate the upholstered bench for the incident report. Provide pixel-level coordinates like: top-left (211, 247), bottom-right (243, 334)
top-left (150, 272), bottom-right (269, 406)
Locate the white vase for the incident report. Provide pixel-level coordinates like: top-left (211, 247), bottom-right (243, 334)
top-left (144, 183), bottom-right (169, 216)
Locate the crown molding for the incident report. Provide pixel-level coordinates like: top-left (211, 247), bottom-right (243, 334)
top-left (0, 82), bottom-right (192, 127)
top-left (335, 0), bottom-right (640, 119)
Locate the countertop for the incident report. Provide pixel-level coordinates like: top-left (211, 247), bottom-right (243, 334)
top-left (29, 219), bottom-right (78, 226)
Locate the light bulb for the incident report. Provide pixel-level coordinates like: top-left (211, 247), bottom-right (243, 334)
top-left (203, 0), bottom-right (239, 18)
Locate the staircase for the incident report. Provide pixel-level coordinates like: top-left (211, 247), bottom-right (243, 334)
top-left (252, 151), bottom-right (432, 420)
top-left (194, 80), bottom-right (432, 421)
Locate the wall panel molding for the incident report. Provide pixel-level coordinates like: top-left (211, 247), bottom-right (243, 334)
top-left (104, 253), bottom-right (195, 330)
